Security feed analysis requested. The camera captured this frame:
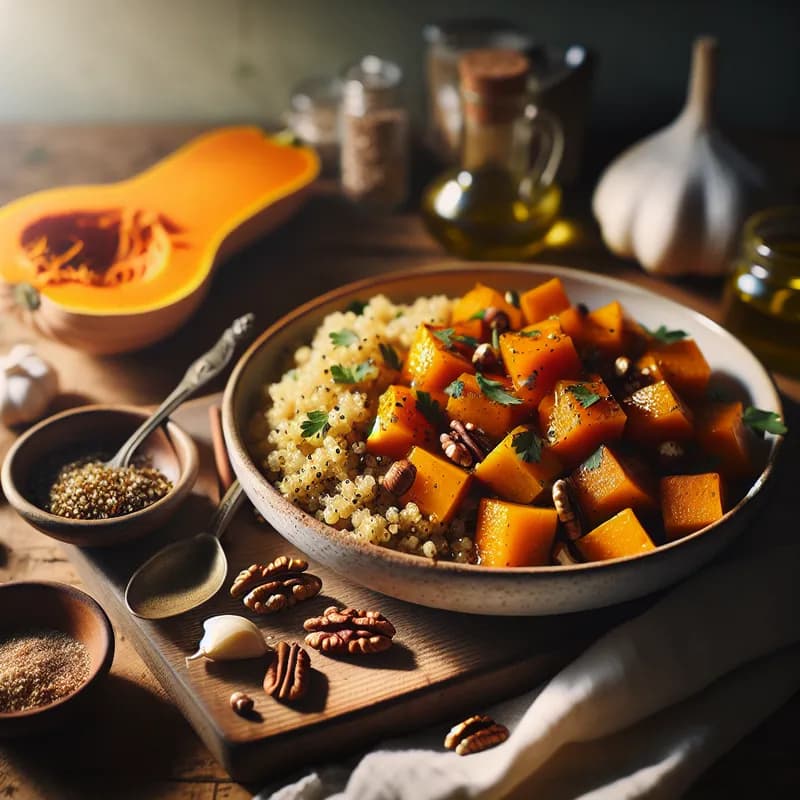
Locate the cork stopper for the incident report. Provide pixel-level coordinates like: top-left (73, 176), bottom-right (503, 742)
top-left (459, 48), bottom-right (530, 123)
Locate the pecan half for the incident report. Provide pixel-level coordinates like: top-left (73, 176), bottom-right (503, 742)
top-left (441, 419), bottom-right (492, 467)
top-left (552, 479), bottom-right (582, 541)
top-left (263, 641), bottom-right (310, 702)
top-left (229, 690), bottom-right (254, 715)
top-left (471, 342), bottom-right (499, 372)
top-left (483, 306), bottom-right (510, 333)
top-left (304, 606), bottom-right (396, 655)
top-left (230, 555), bottom-right (311, 598)
top-left (382, 459), bottom-right (417, 496)
top-left (444, 714), bottom-right (509, 755)
top-left (244, 573), bottom-right (322, 614)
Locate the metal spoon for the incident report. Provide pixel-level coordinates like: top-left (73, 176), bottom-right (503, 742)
top-left (107, 313), bottom-right (255, 469)
top-left (124, 479), bottom-right (245, 619)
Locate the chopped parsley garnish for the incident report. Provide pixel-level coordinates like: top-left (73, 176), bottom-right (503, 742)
top-left (301, 410), bottom-right (330, 438)
top-left (444, 379), bottom-right (464, 398)
top-left (469, 309), bottom-right (486, 320)
top-left (583, 446), bottom-right (604, 470)
top-left (643, 324), bottom-right (689, 344)
top-left (518, 329), bottom-right (541, 338)
top-left (476, 372), bottom-right (523, 406)
top-left (433, 328), bottom-right (479, 350)
top-left (379, 342), bottom-right (402, 371)
top-left (346, 299), bottom-right (368, 315)
top-left (742, 406), bottom-right (788, 436)
top-left (415, 391), bottom-right (445, 426)
top-left (512, 429), bottom-right (542, 462)
top-left (331, 361), bottom-right (377, 384)
top-left (567, 384), bottom-right (602, 408)
top-left (329, 329), bottom-right (359, 347)
top-left (491, 327), bottom-right (500, 351)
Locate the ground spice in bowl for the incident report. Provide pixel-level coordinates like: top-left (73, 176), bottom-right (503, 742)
top-left (0, 627), bottom-right (90, 713)
top-left (47, 458), bottom-right (173, 520)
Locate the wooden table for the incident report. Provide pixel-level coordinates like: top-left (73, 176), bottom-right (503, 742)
top-left (0, 125), bottom-right (798, 799)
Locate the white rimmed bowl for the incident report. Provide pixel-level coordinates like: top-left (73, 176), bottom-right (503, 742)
top-left (221, 264), bottom-right (783, 615)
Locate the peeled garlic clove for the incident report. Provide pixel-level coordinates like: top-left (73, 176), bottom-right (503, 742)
top-left (186, 614), bottom-right (268, 663)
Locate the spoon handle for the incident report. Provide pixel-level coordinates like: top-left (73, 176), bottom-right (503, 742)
top-left (208, 479), bottom-right (246, 540)
top-left (108, 313), bottom-right (255, 468)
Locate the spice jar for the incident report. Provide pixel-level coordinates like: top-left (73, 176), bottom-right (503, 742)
top-left (722, 206), bottom-right (800, 377)
top-left (284, 76), bottom-right (342, 173)
top-left (339, 55), bottom-right (409, 212)
top-left (421, 48), bottom-right (564, 260)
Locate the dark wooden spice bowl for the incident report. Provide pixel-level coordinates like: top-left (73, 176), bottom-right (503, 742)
top-left (0, 581), bottom-right (115, 736)
top-left (0, 405), bottom-right (199, 547)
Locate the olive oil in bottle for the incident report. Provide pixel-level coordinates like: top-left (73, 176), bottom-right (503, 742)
top-left (722, 207), bottom-right (800, 377)
top-left (421, 48), bottom-right (563, 260)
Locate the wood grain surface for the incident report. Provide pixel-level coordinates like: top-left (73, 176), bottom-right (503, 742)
top-left (0, 124), bottom-right (798, 799)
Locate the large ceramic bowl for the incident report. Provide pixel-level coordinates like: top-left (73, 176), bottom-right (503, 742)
top-left (221, 264), bottom-right (783, 615)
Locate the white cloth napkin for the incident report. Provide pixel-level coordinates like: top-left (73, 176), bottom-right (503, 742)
top-left (256, 540), bottom-right (800, 800)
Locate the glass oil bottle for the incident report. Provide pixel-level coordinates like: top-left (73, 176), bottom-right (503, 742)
top-left (421, 48), bottom-right (564, 260)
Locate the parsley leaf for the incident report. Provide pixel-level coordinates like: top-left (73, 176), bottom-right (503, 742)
top-left (518, 329), bottom-right (541, 338)
top-left (415, 391), bottom-right (445, 427)
top-left (444, 379), bottom-right (464, 398)
top-left (301, 410), bottom-right (330, 438)
top-left (346, 299), bottom-right (368, 315)
top-left (742, 406), bottom-right (788, 436)
top-left (643, 324), bottom-right (689, 344)
top-left (331, 361), bottom-right (377, 384)
top-left (469, 309), bottom-right (486, 320)
top-left (433, 328), bottom-right (479, 350)
top-left (512, 429), bottom-right (542, 462)
top-left (491, 327), bottom-right (500, 350)
top-left (567, 384), bottom-right (601, 408)
top-left (476, 372), bottom-right (523, 405)
top-left (329, 329), bottom-right (359, 347)
top-left (379, 343), bottom-right (402, 371)
top-left (583, 446), bottom-right (604, 470)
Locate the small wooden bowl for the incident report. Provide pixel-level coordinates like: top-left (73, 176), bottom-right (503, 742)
top-left (0, 581), bottom-right (115, 736)
top-left (1, 405), bottom-right (199, 547)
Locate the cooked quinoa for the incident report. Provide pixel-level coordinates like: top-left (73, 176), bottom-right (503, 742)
top-left (248, 293), bottom-right (477, 562)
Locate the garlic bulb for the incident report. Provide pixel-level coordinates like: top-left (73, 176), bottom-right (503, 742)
top-left (0, 343), bottom-right (59, 426)
top-left (186, 615), bottom-right (268, 663)
top-left (592, 37), bottom-right (765, 277)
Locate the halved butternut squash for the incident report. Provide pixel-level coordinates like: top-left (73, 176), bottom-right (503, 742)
top-left (0, 127), bottom-right (319, 353)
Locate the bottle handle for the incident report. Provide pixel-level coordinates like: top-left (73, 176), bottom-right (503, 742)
top-left (524, 106), bottom-right (564, 190)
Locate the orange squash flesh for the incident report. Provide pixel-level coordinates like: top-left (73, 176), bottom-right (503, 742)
top-left (475, 498), bottom-right (558, 567)
top-left (546, 379), bottom-right (628, 468)
top-left (660, 473), bottom-right (725, 541)
top-left (622, 380), bottom-right (694, 445)
top-left (571, 445), bottom-right (658, 527)
top-left (636, 339), bottom-right (711, 400)
top-left (445, 372), bottom-right (529, 439)
top-left (474, 425), bottom-right (562, 504)
top-left (401, 446), bottom-right (472, 524)
top-left (451, 283), bottom-right (524, 330)
top-left (695, 400), bottom-right (754, 479)
top-left (366, 385), bottom-right (439, 460)
top-left (499, 328), bottom-right (582, 407)
top-left (576, 508), bottom-right (656, 561)
top-left (519, 277), bottom-right (571, 326)
top-left (401, 324), bottom-right (475, 393)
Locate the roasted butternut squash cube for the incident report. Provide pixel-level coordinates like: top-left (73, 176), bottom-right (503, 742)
top-left (445, 372), bottom-right (529, 439)
top-left (546, 379), bottom-right (627, 468)
top-left (475, 498), bottom-right (558, 567)
top-left (401, 324), bottom-right (475, 393)
top-left (452, 282), bottom-right (523, 330)
top-left (557, 302), bottom-right (627, 357)
top-left (571, 445), bottom-right (658, 527)
top-left (474, 425), bottom-right (562, 504)
top-left (576, 508), bottom-right (656, 561)
top-left (635, 339), bottom-right (711, 400)
top-left (695, 400), bottom-right (754, 479)
top-left (622, 380), bottom-right (694, 444)
top-left (660, 473), bottom-right (724, 541)
top-left (401, 446), bottom-right (472, 524)
top-left (499, 328), bottom-right (582, 407)
top-left (520, 277), bottom-right (571, 326)
top-left (366, 385), bottom-right (441, 460)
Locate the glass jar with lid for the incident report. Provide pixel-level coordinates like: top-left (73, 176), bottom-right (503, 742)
top-left (284, 75), bottom-right (342, 174)
top-left (722, 206), bottom-right (800, 377)
top-left (339, 55), bottom-right (409, 212)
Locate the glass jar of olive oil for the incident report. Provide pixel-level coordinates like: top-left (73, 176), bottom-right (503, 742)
top-left (421, 48), bottom-right (564, 260)
top-left (722, 207), bottom-right (800, 377)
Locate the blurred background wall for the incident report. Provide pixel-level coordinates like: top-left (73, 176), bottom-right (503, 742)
top-left (1, 0), bottom-right (797, 134)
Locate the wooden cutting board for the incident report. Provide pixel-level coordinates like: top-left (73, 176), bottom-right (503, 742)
top-left (63, 395), bottom-right (633, 783)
